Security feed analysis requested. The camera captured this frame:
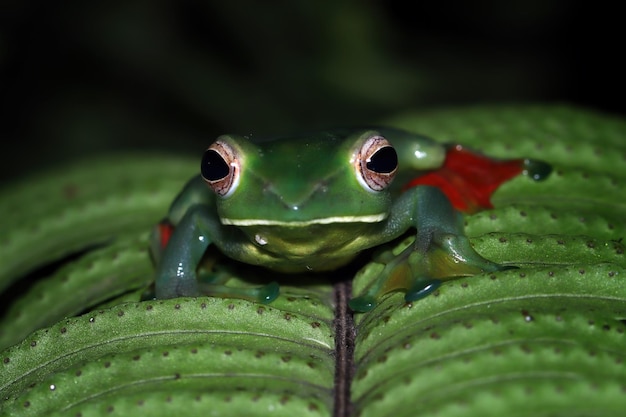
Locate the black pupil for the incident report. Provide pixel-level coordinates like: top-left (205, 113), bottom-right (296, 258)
top-left (201, 149), bottom-right (230, 181)
top-left (366, 146), bottom-right (398, 173)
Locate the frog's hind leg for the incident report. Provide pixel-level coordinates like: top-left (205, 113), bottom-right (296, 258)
top-left (350, 186), bottom-right (510, 312)
top-left (409, 186), bottom-right (512, 291)
top-left (348, 246), bottom-right (443, 313)
top-left (409, 185), bottom-right (510, 281)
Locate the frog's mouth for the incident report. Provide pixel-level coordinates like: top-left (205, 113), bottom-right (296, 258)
top-left (215, 215), bottom-right (391, 272)
top-left (220, 213), bottom-right (387, 227)
top-left (228, 217), bottom-right (388, 266)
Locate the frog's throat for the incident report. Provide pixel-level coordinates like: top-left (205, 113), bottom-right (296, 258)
top-left (220, 213), bottom-right (388, 227)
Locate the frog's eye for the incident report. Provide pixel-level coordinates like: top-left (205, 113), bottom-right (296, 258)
top-left (356, 135), bottom-right (398, 192)
top-left (201, 140), bottom-right (241, 198)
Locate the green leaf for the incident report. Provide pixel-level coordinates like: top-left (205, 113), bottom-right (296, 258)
top-left (1, 298), bottom-right (334, 416)
top-left (1, 105), bottom-right (626, 416)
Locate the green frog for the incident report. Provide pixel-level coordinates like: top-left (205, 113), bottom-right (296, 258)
top-left (151, 128), bottom-right (549, 311)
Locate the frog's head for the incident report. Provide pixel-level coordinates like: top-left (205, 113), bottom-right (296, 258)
top-left (200, 129), bottom-right (398, 230)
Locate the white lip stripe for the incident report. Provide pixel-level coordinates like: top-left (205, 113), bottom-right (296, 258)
top-left (221, 213), bottom-right (387, 226)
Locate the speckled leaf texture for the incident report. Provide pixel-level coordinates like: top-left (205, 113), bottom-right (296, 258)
top-left (1, 105), bottom-right (625, 417)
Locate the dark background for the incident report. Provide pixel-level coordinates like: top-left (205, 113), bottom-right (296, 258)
top-left (1, 1), bottom-right (623, 183)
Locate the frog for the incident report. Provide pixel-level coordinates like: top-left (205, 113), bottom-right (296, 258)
top-left (151, 127), bottom-right (550, 312)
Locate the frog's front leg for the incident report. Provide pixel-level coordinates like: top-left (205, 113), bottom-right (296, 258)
top-left (152, 205), bottom-right (279, 303)
top-left (350, 186), bottom-right (508, 312)
top-left (153, 205), bottom-right (216, 298)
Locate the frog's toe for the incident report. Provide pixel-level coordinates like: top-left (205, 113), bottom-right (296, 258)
top-left (349, 295), bottom-right (378, 313)
top-left (498, 264), bottom-right (519, 271)
top-left (349, 278), bottom-right (441, 312)
top-left (428, 233), bottom-right (504, 277)
top-left (522, 158), bottom-right (552, 181)
top-left (257, 281), bottom-right (280, 304)
top-left (404, 278), bottom-right (441, 302)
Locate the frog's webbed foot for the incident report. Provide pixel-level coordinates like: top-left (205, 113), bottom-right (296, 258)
top-left (197, 263), bottom-right (280, 304)
top-left (349, 234), bottom-right (510, 313)
top-left (195, 281), bottom-right (280, 304)
top-left (155, 244), bottom-right (280, 304)
top-left (348, 239), bottom-right (443, 313)
top-left (155, 250), bottom-right (280, 304)
top-left (194, 251), bottom-right (282, 304)
top-left (350, 186), bottom-right (512, 313)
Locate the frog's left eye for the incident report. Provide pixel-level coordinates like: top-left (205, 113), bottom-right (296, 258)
top-left (201, 140), bottom-right (241, 198)
top-left (356, 135), bottom-right (398, 192)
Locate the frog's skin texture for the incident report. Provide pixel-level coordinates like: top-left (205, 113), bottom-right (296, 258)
top-left (151, 128), bottom-right (546, 312)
